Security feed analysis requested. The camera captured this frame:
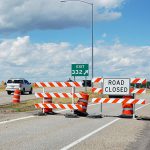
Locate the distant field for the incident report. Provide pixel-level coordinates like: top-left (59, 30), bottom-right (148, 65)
top-left (0, 88), bottom-right (149, 113)
top-left (0, 86), bottom-right (5, 92)
top-left (0, 90), bottom-right (101, 113)
top-left (146, 89), bottom-right (150, 93)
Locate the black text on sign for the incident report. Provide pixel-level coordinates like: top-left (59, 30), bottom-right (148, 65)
top-left (103, 78), bottom-right (130, 95)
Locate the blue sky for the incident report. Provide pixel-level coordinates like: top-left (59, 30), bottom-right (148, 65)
top-left (4, 0), bottom-right (149, 46)
top-left (0, 0), bottom-right (150, 82)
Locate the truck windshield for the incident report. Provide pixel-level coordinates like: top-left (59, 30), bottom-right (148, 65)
top-left (7, 80), bottom-right (23, 84)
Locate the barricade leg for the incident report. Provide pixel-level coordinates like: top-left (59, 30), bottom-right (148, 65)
top-left (74, 92), bottom-right (89, 116)
top-left (12, 89), bottom-right (20, 103)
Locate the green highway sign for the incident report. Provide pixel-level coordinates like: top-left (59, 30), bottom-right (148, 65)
top-left (71, 64), bottom-right (89, 76)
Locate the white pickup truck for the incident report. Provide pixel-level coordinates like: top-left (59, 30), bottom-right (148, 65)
top-left (5, 78), bottom-right (32, 95)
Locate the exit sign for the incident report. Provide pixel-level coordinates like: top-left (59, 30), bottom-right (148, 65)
top-left (71, 64), bottom-right (89, 76)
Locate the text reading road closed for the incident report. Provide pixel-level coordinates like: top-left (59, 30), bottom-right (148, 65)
top-left (103, 78), bottom-right (130, 95)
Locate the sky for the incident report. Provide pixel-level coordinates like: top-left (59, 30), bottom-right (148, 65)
top-left (0, 0), bottom-right (150, 82)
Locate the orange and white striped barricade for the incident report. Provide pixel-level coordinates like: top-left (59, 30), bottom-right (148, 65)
top-left (130, 78), bottom-right (147, 84)
top-left (92, 77), bottom-right (103, 83)
top-left (91, 77), bottom-right (147, 118)
top-left (92, 98), bottom-right (146, 105)
top-left (34, 82), bottom-right (83, 88)
top-left (35, 81), bottom-right (82, 106)
top-left (35, 92), bottom-right (83, 99)
top-left (35, 103), bottom-right (82, 110)
top-left (92, 97), bottom-right (146, 118)
top-left (92, 77), bottom-right (147, 84)
top-left (35, 91), bottom-right (89, 116)
top-left (35, 92), bottom-right (89, 116)
top-left (12, 89), bottom-right (21, 103)
top-left (34, 81), bottom-right (90, 115)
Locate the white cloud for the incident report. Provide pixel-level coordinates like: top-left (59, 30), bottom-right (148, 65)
top-left (95, 43), bottom-right (150, 78)
top-left (0, 0), bottom-right (125, 33)
top-left (102, 33), bottom-right (107, 38)
top-left (95, 0), bottom-right (125, 9)
top-left (0, 36), bottom-right (150, 82)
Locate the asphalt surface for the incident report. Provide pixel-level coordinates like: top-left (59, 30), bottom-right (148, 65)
top-left (0, 92), bottom-right (150, 150)
top-left (126, 122), bottom-right (150, 150)
top-left (126, 104), bottom-right (150, 150)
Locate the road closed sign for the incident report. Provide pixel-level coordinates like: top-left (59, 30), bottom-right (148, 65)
top-left (103, 78), bottom-right (130, 95)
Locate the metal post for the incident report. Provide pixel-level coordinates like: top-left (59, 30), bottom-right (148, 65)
top-left (74, 76), bottom-right (76, 93)
top-left (132, 92), bottom-right (135, 119)
top-left (71, 77), bottom-right (75, 113)
top-left (85, 76), bottom-right (87, 92)
top-left (72, 86), bottom-right (74, 104)
top-left (42, 87), bottom-right (45, 113)
top-left (133, 104), bottom-right (135, 119)
top-left (60, 0), bottom-right (94, 79)
top-left (91, 3), bottom-right (94, 79)
top-left (100, 103), bottom-right (103, 115)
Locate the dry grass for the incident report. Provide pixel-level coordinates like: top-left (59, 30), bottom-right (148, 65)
top-left (0, 86), bottom-right (5, 92)
top-left (0, 98), bottom-right (78, 113)
top-left (0, 90), bottom-right (104, 113)
top-left (0, 99), bottom-right (40, 113)
top-left (146, 89), bottom-right (150, 93)
top-left (1, 88), bottom-right (149, 113)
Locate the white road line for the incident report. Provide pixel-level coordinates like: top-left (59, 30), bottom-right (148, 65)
top-left (0, 103), bottom-right (96, 125)
top-left (60, 103), bottom-right (150, 150)
top-left (0, 109), bottom-right (67, 125)
top-left (0, 116), bottom-right (35, 125)
top-left (136, 104), bottom-right (149, 111)
top-left (60, 118), bottom-right (120, 150)
top-left (0, 103), bottom-right (149, 126)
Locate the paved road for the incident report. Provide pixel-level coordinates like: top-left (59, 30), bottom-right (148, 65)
top-left (0, 95), bottom-right (150, 150)
top-left (126, 122), bottom-right (150, 150)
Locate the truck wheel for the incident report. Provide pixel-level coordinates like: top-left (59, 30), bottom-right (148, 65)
top-left (21, 88), bottom-right (25, 95)
top-left (7, 91), bottom-right (11, 95)
top-left (29, 88), bottom-right (32, 94)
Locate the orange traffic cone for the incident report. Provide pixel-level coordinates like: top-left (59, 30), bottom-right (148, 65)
top-left (43, 97), bottom-right (54, 114)
top-left (74, 92), bottom-right (89, 116)
top-left (12, 89), bottom-right (20, 103)
top-left (122, 95), bottom-right (133, 118)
